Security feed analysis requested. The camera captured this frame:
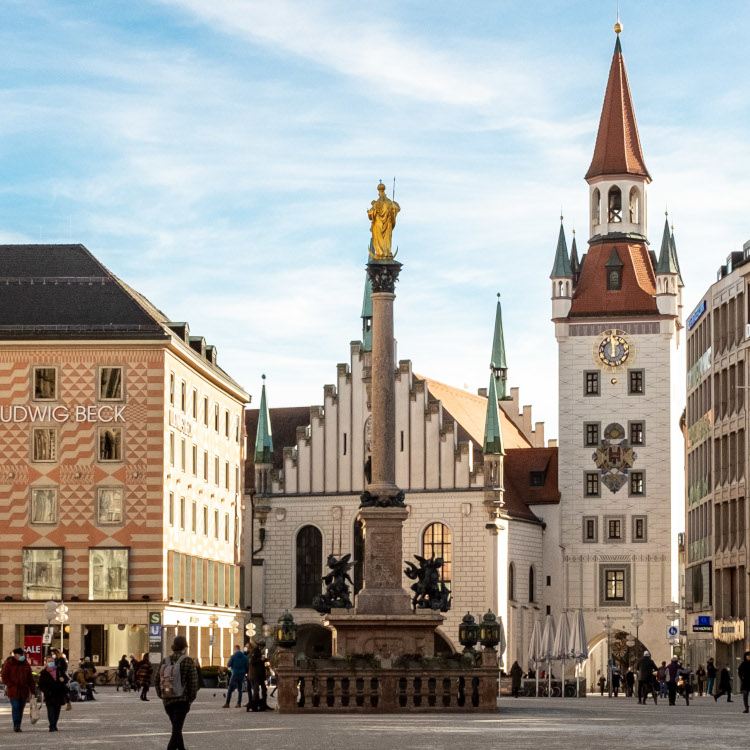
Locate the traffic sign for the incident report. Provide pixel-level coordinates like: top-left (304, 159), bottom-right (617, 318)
top-left (42, 628), bottom-right (53, 645)
top-left (667, 625), bottom-right (679, 639)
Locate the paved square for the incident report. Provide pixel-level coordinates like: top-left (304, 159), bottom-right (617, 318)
top-left (0, 690), bottom-right (747, 749)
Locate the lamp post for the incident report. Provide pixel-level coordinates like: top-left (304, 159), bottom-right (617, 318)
top-left (208, 614), bottom-right (219, 666)
top-left (55, 603), bottom-right (69, 656)
top-left (600, 614), bottom-right (615, 698)
top-left (630, 605), bottom-right (643, 660)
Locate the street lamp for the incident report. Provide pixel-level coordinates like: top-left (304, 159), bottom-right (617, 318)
top-left (599, 614), bottom-right (615, 698)
top-left (208, 614), bottom-right (219, 666)
top-left (630, 606), bottom-right (643, 661)
top-left (54, 603), bottom-right (69, 656)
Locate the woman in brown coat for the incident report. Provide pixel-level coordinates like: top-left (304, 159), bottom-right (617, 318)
top-left (1, 648), bottom-right (36, 732)
top-left (136, 653), bottom-right (153, 701)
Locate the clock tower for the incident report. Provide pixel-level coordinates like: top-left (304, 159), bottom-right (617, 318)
top-left (550, 24), bottom-right (683, 676)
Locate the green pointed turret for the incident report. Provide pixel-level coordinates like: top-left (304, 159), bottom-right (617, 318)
top-left (483, 373), bottom-right (505, 456)
top-left (656, 216), bottom-right (682, 281)
top-left (570, 232), bottom-right (580, 276)
top-left (670, 230), bottom-right (683, 284)
top-left (254, 375), bottom-right (273, 464)
top-left (490, 294), bottom-right (508, 399)
top-left (549, 221), bottom-right (572, 278)
top-left (361, 242), bottom-right (374, 351)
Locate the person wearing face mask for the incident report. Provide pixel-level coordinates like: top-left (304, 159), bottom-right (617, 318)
top-left (38, 657), bottom-right (69, 732)
top-left (1, 648), bottom-right (36, 733)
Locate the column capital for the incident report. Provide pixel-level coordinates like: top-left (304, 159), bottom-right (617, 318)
top-left (367, 259), bottom-right (402, 293)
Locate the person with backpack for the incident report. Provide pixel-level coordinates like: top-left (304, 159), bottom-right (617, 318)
top-left (223, 645), bottom-right (248, 708)
top-left (137, 653), bottom-right (154, 701)
top-left (636, 650), bottom-right (658, 705)
top-left (154, 635), bottom-right (199, 750)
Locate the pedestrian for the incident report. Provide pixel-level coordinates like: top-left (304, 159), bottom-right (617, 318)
top-left (612, 670), bottom-right (621, 697)
top-left (636, 650), bottom-right (658, 705)
top-left (625, 668), bottom-right (635, 698)
top-left (678, 663), bottom-right (692, 706)
top-left (510, 661), bottom-right (523, 698)
top-left (1, 647), bottom-right (36, 733)
top-left (247, 641), bottom-right (273, 711)
top-left (706, 657), bottom-right (717, 697)
top-left (38, 656), bottom-right (69, 732)
top-left (130, 654), bottom-right (140, 691)
top-left (597, 675), bottom-right (606, 696)
top-left (117, 654), bottom-right (130, 691)
top-left (696, 664), bottom-right (706, 696)
top-left (223, 645), bottom-right (249, 708)
top-left (137, 653), bottom-right (154, 701)
top-left (154, 635), bottom-right (199, 750)
top-left (657, 661), bottom-right (668, 697)
top-left (665, 656), bottom-right (681, 705)
top-left (738, 650), bottom-right (750, 714)
top-left (50, 648), bottom-right (68, 680)
top-left (714, 665), bottom-right (733, 702)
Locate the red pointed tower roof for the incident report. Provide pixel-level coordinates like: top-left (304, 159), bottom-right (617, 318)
top-left (585, 34), bottom-right (651, 181)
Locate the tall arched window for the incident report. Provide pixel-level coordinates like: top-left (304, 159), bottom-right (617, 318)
top-left (591, 188), bottom-right (601, 226)
top-left (629, 187), bottom-right (640, 224)
top-left (608, 186), bottom-right (622, 223)
top-left (353, 519), bottom-right (365, 595)
top-left (508, 563), bottom-right (515, 601)
top-left (528, 566), bottom-right (536, 603)
top-left (423, 522), bottom-right (452, 590)
top-left (295, 525), bottom-right (322, 607)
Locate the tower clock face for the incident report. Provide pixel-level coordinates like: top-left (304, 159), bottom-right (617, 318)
top-left (594, 329), bottom-right (634, 370)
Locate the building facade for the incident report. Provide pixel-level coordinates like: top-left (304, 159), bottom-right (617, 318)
top-left (0, 244), bottom-right (248, 667)
top-left (684, 241), bottom-right (750, 675)
top-left (245, 288), bottom-right (559, 666)
top-left (550, 29), bottom-right (682, 679)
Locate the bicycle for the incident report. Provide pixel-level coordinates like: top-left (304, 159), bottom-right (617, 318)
top-left (94, 669), bottom-right (117, 686)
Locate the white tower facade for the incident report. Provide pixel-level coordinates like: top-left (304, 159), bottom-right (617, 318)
top-left (553, 30), bottom-right (682, 681)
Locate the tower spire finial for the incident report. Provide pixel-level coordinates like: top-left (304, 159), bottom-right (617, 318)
top-left (614, 4), bottom-right (622, 34)
top-left (490, 294), bottom-right (508, 399)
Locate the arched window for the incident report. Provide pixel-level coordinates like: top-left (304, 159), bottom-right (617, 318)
top-left (295, 525), bottom-right (322, 607)
top-left (591, 188), bottom-right (601, 226)
top-left (608, 269), bottom-right (622, 290)
top-left (528, 566), bottom-right (536, 603)
top-left (353, 519), bottom-right (365, 595)
top-left (508, 563), bottom-right (515, 601)
top-left (629, 187), bottom-right (640, 224)
top-left (423, 522), bottom-right (452, 590)
top-left (608, 186), bottom-right (622, 223)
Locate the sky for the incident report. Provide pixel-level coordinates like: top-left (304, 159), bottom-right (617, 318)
top-left (1, 1), bottom-right (749, 536)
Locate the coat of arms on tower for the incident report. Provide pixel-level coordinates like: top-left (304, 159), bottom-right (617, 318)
top-left (592, 422), bottom-right (636, 493)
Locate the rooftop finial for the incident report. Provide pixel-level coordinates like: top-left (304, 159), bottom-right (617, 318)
top-left (614, 4), bottom-right (622, 34)
top-left (497, 292), bottom-right (501, 299)
top-left (262, 373), bottom-right (266, 381)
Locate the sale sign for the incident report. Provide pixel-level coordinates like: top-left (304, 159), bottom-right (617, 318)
top-left (23, 636), bottom-right (44, 667)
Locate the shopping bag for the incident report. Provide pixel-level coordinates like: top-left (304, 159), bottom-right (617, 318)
top-left (29, 696), bottom-right (39, 724)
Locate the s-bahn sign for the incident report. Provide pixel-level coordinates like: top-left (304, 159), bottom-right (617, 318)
top-left (0, 404), bottom-right (125, 423)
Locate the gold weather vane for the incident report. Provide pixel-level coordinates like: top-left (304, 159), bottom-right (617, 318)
top-left (368, 181), bottom-right (401, 260)
top-left (614, 4), bottom-right (622, 34)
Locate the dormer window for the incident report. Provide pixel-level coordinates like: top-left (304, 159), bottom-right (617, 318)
top-left (530, 471), bottom-right (545, 487)
top-left (608, 186), bottom-right (622, 223)
top-left (605, 247), bottom-right (623, 290)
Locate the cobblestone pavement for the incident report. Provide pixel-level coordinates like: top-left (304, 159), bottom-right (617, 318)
top-left (0, 689), bottom-right (747, 750)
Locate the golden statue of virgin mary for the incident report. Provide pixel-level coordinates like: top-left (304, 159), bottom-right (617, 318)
top-left (367, 182), bottom-right (400, 259)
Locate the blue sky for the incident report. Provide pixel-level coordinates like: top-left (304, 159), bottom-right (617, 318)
top-left (2, 0), bottom-right (750, 447)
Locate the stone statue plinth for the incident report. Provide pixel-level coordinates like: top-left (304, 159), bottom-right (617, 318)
top-left (325, 612), bottom-right (444, 659)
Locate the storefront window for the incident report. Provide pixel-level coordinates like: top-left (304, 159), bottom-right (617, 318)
top-left (89, 548), bottom-right (129, 600)
top-left (23, 548), bottom-right (62, 599)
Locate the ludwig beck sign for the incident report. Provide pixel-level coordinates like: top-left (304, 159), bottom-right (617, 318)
top-left (0, 404), bottom-right (125, 423)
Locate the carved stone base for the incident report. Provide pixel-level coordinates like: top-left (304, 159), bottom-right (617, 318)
top-left (325, 613), bottom-right (445, 659)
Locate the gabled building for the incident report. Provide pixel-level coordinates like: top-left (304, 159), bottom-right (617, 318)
top-left (245, 289), bottom-right (559, 664)
top-left (0, 244), bottom-right (248, 667)
top-left (549, 25), bottom-right (683, 678)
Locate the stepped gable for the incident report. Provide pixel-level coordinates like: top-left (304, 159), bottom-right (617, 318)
top-left (418, 376), bottom-right (532, 452)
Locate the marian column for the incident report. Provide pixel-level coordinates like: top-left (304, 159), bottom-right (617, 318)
top-left (356, 182), bottom-right (411, 615)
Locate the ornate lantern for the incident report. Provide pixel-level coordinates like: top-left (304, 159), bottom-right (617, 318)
top-left (458, 612), bottom-right (480, 651)
top-left (479, 609), bottom-right (501, 649)
top-left (274, 611), bottom-right (297, 648)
